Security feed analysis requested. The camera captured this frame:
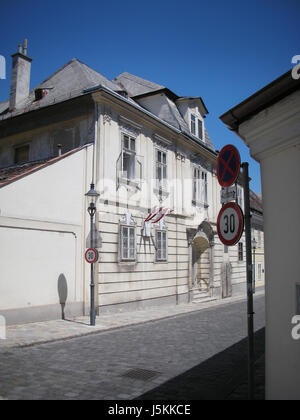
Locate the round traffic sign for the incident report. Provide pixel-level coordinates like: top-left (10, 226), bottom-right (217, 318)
top-left (217, 144), bottom-right (241, 187)
top-left (85, 248), bottom-right (98, 264)
top-left (217, 202), bottom-right (244, 246)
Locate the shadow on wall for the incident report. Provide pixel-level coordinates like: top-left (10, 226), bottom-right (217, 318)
top-left (57, 274), bottom-right (68, 320)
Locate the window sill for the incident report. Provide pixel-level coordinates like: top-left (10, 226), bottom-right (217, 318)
top-left (118, 177), bottom-right (141, 190)
top-left (192, 200), bottom-right (209, 208)
top-left (118, 260), bottom-right (137, 266)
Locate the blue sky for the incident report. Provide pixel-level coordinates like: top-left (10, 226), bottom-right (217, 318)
top-left (0, 0), bottom-right (299, 193)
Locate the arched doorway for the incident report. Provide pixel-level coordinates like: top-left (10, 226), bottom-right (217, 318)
top-left (188, 221), bottom-right (215, 301)
top-left (193, 233), bottom-right (210, 292)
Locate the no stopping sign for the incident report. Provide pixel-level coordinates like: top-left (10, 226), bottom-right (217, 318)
top-left (217, 202), bottom-right (244, 246)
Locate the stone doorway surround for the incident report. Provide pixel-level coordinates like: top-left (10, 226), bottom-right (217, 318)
top-left (187, 221), bottom-right (215, 303)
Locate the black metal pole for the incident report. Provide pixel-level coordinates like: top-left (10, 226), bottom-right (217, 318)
top-left (90, 204), bottom-right (96, 326)
top-left (242, 162), bottom-right (255, 400)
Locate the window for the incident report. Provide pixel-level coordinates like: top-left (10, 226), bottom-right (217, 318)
top-left (156, 230), bottom-right (167, 262)
top-left (237, 186), bottom-right (243, 209)
top-left (202, 171), bottom-right (208, 203)
top-left (257, 230), bottom-right (261, 248)
top-left (120, 225), bottom-right (136, 261)
top-left (258, 263), bottom-right (262, 282)
top-left (238, 242), bottom-right (243, 261)
top-left (190, 114), bottom-right (203, 140)
top-left (191, 114), bottom-right (196, 135)
top-left (156, 149), bottom-right (167, 190)
top-left (14, 145), bottom-right (29, 164)
top-left (192, 167), bottom-right (208, 205)
top-left (122, 133), bottom-right (136, 180)
top-left (198, 119), bottom-right (203, 140)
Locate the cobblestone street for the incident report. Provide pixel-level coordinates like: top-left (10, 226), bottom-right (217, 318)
top-left (0, 295), bottom-right (265, 400)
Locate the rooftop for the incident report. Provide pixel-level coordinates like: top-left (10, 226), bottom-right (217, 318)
top-left (0, 144), bottom-right (90, 188)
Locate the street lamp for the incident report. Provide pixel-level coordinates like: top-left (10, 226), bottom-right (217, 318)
top-left (252, 238), bottom-right (257, 295)
top-left (85, 183), bottom-right (100, 326)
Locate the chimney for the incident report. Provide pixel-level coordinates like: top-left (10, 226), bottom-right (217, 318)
top-left (9, 39), bottom-right (32, 110)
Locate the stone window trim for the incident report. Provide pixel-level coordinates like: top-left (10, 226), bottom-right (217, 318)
top-left (118, 213), bottom-right (137, 265)
top-left (153, 143), bottom-right (170, 200)
top-left (154, 224), bottom-right (168, 263)
top-left (117, 130), bottom-right (143, 191)
top-left (190, 112), bottom-right (204, 141)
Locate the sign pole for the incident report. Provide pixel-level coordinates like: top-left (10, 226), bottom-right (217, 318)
top-left (90, 209), bottom-right (96, 326)
top-left (242, 162), bottom-right (255, 400)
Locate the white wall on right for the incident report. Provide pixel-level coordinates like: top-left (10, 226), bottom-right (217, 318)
top-left (239, 88), bottom-right (300, 400)
top-left (261, 144), bottom-right (300, 400)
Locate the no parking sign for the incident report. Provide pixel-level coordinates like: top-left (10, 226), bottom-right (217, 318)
top-left (217, 144), bottom-right (240, 188)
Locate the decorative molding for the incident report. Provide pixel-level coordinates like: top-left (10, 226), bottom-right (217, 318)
top-left (190, 152), bottom-right (210, 170)
top-left (153, 133), bottom-right (176, 153)
top-left (103, 114), bottom-right (112, 125)
top-left (119, 115), bottom-right (142, 137)
top-left (239, 89), bottom-right (300, 160)
top-left (119, 212), bottom-right (136, 226)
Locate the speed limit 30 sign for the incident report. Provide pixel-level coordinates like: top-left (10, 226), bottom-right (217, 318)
top-left (217, 202), bottom-right (244, 246)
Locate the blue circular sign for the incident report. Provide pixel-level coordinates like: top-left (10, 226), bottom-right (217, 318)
top-left (217, 144), bottom-right (241, 187)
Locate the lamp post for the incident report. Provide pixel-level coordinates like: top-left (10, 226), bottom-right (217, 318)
top-left (85, 183), bottom-right (100, 326)
top-left (252, 238), bottom-right (257, 295)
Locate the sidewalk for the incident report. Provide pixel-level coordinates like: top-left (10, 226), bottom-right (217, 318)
top-left (0, 291), bottom-right (265, 350)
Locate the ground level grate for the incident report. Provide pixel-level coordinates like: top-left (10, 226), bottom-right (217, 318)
top-left (121, 368), bottom-right (161, 382)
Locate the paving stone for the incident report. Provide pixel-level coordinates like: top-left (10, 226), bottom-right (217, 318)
top-left (0, 294), bottom-right (265, 400)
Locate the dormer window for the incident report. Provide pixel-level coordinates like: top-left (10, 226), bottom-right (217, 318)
top-left (190, 113), bottom-right (203, 141)
top-left (191, 114), bottom-right (196, 135)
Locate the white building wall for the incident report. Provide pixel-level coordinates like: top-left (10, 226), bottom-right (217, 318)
top-left (239, 89), bottom-right (300, 400)
top-left (93, 101), bottom-right (246, 311)
top-left (0, 146), bottom-right (93, 324)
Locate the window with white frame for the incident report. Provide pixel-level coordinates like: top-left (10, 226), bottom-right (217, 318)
top-left (257, 230), bottom-right (261, 248)
top-left (198, 119), bottom-right (203, 140)
top-left (258, 263), bottom-right (262, 282)
top-left (156, 229), bottom-right (167, 262)
top-left (121, 133), bottom-right (136, 181)
top-left (192, 167), bottom-right (208, 205)
top-left (120, 224), bottom-right (136, 261)
top-left (156, 148), bottom-right (167, 190)
top-left (190, 114), bottom-right (203, 140)
top-left (191, 114), bottom-right (196, 135)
